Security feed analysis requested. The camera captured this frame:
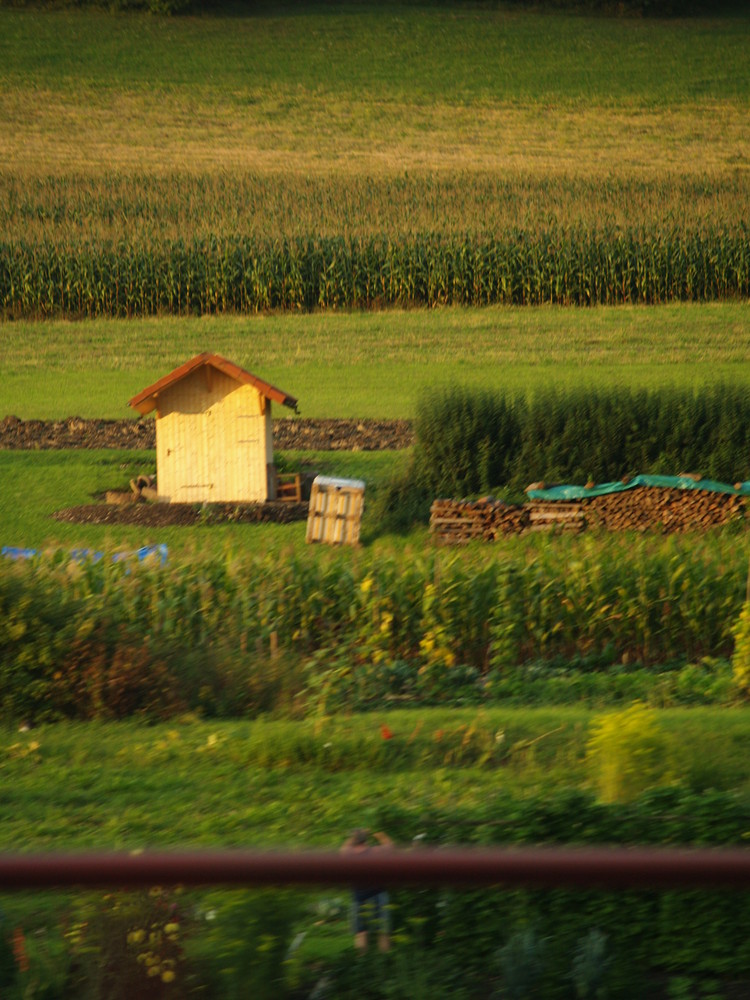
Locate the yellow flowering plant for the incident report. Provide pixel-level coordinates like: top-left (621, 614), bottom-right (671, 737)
top-left (68, 888), bottom-right (190, 999)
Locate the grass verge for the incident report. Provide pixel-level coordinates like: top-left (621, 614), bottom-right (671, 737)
top-left (0, 448), bottom-right (401, 551)
top-left (3, 708), bottom-right (750, 851)
top-left (2, 303), bottom-right (750, 419)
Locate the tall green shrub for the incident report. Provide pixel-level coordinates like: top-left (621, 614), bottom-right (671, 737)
top-left (585, 702), bottom-right (672, 803)
top-left (414, 386), bottom-right (521, 498)
top-left (376, 382), bottom-right (750, 531)
top-left (510, 384), bottom-right (750, 489)
top-left (731, 599), bottom-right (750, 698)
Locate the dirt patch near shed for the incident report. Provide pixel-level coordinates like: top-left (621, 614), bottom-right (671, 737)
top-left (1, 415), bottom-right (413, 452)
top-left (52, 500), bottom-right (310, 528)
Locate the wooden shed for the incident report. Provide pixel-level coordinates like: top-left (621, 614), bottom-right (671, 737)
top-left (128, 353), bottom-right (298, 504)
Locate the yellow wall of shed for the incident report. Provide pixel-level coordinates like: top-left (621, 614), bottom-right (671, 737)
top-left (154, 367), bottom-right (273, 503)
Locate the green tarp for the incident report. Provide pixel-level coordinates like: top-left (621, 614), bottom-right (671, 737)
top-left (526, 474), bottom-right (750, 501)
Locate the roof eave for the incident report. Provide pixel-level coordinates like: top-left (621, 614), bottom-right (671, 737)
top-left (127, 353), bottom-right (298, 415)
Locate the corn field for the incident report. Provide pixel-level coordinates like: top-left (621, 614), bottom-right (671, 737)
top-left (1, 533), bottom-right (746, 720)
top-left (2, 228), bottom-right (748, 317)
top-left (4, 170), bottom-right (746, 316)
top-left (2, 172), bottom-right (746, 243)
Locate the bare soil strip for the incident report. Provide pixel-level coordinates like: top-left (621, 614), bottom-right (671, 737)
top-left (0, 416), bottom-right (413, 452)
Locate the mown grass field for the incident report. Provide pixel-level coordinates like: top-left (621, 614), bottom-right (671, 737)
top-left (1, 4), bottom-right (748, 179)
top-left (0, 448), bottom-right (402, 549)
top-left (4, 707), bottom-right (750, 852)
top-left (3, 303), bottom-right (750, 419)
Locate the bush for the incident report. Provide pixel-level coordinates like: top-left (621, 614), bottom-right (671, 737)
top-left (383, 787), bottom-right (750, 996)
top-left (414, 386), bottom-right (521, 499)
top-left (585, 702), bottom-right (671, 803)
top-left (731, 600), bottom-right (750, 698)
top-left (511, 384), bottom-right (750, 490)
top-left (375, 382), bottom-right (750, 533)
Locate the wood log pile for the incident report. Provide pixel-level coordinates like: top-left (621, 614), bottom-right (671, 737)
top-left (579, 485), bottom-right (746, 533)
top-left (430, 498), bottom-right (528, 543)
top-left (431, 485), bottom-right (746, 544)
top-left (527, 501), bottom-right (586, 533)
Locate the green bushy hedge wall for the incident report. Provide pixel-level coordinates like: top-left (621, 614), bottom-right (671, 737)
top-left (405, 382), bottom-right (750, 504)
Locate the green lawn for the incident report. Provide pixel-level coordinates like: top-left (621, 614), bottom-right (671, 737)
top-left (0, 449), bottom-right (402, 550)
top-left (2, 707), bottom-right (750, 852)
top-left (2, 303), bottom-right (749, 420)
top-left (3, 6), bottom-right (747, 104)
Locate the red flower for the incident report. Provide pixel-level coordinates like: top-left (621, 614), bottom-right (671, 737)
top-left (380, 724), bottom-right (394, 741)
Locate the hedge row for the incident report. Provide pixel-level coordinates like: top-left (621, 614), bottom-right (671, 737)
top-left (411, 383), bottom-right (750, 498)
top-left (2, 228), bottom-right (748, 317)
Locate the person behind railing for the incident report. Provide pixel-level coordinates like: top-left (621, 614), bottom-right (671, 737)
top-left (340, 828), bottom-right (393, 952)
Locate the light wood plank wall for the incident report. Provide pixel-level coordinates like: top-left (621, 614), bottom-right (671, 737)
top-left (155, 367), bottom-right (271, 502)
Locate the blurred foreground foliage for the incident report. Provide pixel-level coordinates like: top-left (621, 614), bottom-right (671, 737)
top-left (1, 531), bottom-right (749, 721)
top-left (5, 787), bottom-right (750, 997)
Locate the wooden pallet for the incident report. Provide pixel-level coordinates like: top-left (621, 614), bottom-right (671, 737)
top-left (306, 477), bottom-right (365, 546)
top-left (526, 501), bottom-right (586, 532)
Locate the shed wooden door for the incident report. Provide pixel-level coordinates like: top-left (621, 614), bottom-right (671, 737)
top-left (156, 371), bottom-right (269, 503)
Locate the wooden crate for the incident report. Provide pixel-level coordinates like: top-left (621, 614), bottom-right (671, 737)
top-left (306, 476), bottom-right (365, 546)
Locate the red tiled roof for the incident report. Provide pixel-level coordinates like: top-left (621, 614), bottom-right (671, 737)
top-left (128, 353), bottom-right (298, 416)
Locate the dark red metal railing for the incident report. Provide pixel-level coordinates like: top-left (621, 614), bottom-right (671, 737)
top-left (0, 846), bottom-right (749, 891)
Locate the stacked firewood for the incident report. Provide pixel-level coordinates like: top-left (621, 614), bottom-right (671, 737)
top-left (430, 498), bottom-right (527, 543)
top-left (432, 485), bottom-right (746, 544)
top-left (579, 485), bottom-right (746, 533)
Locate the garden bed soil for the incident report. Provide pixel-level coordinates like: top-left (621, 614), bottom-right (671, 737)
top-left (0, 415), bottom-right (413, 452)
top-left (52, 500), bottom-right (310, 528)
